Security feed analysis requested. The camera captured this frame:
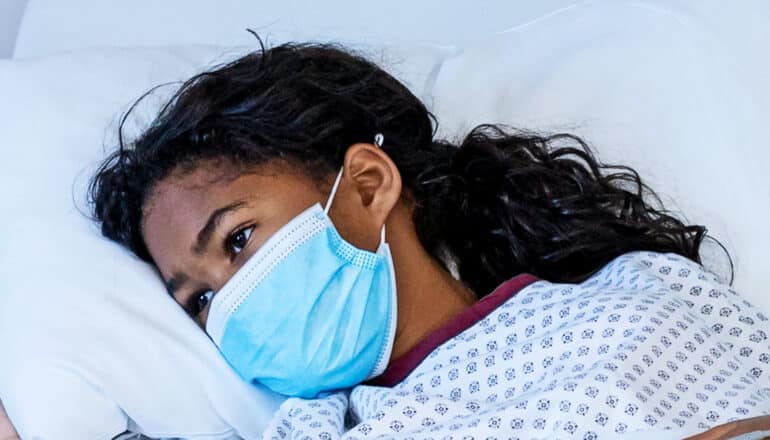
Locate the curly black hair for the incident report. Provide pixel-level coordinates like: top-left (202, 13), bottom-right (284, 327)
top-left (88, 37), bottom-right (732, 298)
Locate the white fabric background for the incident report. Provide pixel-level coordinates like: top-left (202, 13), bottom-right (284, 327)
top-left (13, 0), bottom-right (578, 58)
top-left (1, 0), bottom-right (768, 438)
top-left (0, 0), bottom-right (25, 57)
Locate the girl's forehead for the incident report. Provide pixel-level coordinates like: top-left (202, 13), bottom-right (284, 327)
top-left (140, 170), bottom-right (229, 263)
top-left (144, 160), bottom-right (315, 218)
top-left (140, 163), bottom-right (327, 259)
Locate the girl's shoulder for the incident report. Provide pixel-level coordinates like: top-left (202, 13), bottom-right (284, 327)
top-left (579, 250), bottom-right (727, 293)
top-left (507, 249), bottom-right (740, 314)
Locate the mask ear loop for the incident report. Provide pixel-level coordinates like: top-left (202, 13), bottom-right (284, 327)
top-left (323, 133), bottom-right (387, 244)
top-left (323, 167), bottom-right (344, 215)
top-left (373, 133), bottom-right (386, 244)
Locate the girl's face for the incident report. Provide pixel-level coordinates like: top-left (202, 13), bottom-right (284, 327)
top-left (140, 144), bottom-right (403, 327)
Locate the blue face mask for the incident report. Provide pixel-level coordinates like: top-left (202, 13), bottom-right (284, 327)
top-left (205, 135), bottom-right (398, 398)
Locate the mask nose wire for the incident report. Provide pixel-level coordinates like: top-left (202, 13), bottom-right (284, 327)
top-left (322, 133), bottom-right (387, 244)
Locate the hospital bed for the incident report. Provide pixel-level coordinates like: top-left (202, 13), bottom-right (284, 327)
top-left (0, 0), bottom-right (768, 438)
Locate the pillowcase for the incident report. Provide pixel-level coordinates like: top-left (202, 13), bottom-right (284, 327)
top-left (0, 43), bottom-right (451, 439)
top-left (13, 0), bottom-right (586, 58)
top-left (430, 0), bottom-right (770, 313)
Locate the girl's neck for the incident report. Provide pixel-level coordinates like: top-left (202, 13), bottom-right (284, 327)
top-left (385, 201), bottom-right (477, 362)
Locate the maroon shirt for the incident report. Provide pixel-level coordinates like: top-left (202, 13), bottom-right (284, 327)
top-left (367, 273), bottom-right (539, 387)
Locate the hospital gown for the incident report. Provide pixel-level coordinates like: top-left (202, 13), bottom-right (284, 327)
top-left (263, 251), bottom-right (770, 439)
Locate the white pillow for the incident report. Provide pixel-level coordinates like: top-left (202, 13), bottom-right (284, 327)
top-left (431, 0), bottom-right (770, 312)
top-left (0, 43), bottom-right (451, 439)
top-left (13, 0), bottom-right (589, 58)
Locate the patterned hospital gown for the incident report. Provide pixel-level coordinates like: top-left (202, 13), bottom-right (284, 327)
top-left (262, 251), bottom-right (770, 439)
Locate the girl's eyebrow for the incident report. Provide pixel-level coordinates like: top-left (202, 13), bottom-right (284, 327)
top-left (165, 199), bottom-right (250, 298)
top-left (165, 272), bottom-right (188, 297)
top-left (191, 200), bottom-right (248, 255)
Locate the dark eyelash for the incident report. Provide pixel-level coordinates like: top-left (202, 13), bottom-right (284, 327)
top-left (187, 289), bottom-right (210, 316)
top-left (225, 224), bottom-right (255, 257)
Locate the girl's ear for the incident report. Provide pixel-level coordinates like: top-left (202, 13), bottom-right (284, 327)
top-left (342, 141), bottom-right (402, 229)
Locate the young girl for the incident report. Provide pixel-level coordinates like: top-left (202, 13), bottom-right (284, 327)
top-left (87, 40), bottom-right (769, 438)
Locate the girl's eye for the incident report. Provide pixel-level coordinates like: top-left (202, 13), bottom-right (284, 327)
top-left (192, 290), bottom-right (214, 316)
top-left (227, 226), bottom-right (254, 256)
